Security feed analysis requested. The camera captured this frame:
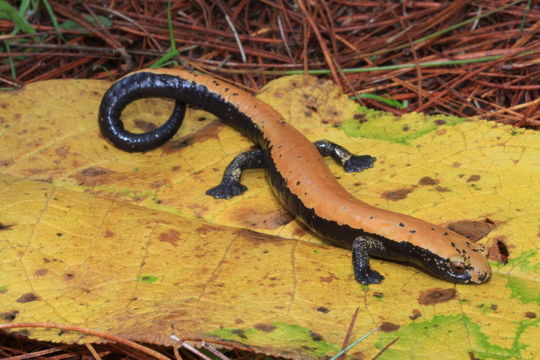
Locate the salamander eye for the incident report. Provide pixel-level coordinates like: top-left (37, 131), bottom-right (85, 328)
top-left (450, 261), bottom-right (466, 274)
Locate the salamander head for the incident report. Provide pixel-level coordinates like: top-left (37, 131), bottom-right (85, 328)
top-left (418, 232), bottom-right (491, 284)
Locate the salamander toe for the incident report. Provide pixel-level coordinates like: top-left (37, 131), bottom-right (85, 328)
top-left (344, 155), bottom-right (376, 173)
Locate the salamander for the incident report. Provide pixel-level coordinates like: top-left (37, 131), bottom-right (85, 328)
top-left (98, 68), bottom-right (491, 285)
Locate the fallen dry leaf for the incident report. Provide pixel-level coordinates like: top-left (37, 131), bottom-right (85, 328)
top-left (0, 75), bottom-right (538, 359)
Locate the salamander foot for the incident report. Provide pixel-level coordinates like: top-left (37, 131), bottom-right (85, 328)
top-left (352, 235), bottom-right (386, 285)
top-left (313, 140), bottom-right (376, 173)
top-left (354, 268), bottom-right (385, 285)
top-left (206, 149), bottom-right (265, 199)
top-left (344, 155), bottom-right (376, 173)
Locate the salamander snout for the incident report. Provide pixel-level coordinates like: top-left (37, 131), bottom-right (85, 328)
top-left (445, 248), bottom-right (491, 284)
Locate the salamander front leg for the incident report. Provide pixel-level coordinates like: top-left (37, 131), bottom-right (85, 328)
top-left (314, 140), bottom-right (375, 173)
top-left (206, 149), bottom-right (266, 199)
top-left (352, 235), bottom-right (385, 285)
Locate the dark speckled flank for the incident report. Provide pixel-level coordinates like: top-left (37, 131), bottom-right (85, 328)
top-left (264, 154), bottom-right (474, 283)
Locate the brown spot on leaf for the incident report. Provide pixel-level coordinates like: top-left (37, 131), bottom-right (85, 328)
top-left (236, 229), bottom-right (285, 246)
top-left (254, 323), bottom-right (276, 332)
top-left (319, 272), bottom-right (337, 283)
top-left (418, 176), bottom-right (438, 185)
top-left (379, 322), bottom-right (400, 332)
top-left (447, 220), bottom-right (495, 242)
top-left (316, 306), bottom-right (330, 313)
top-left (1, 310), bottom-right (19, 321)
top-left (310, 331), bottom-right (323, 341)
top-left (34, 269), bottom-right (48, 276)
top-left (435, 186), bottom-right (451, 192)
top-left (233, 208), bottom-right (293, 230)
top-left (134, 119), bottom-right (158, 132)
top-left (382, 188), bottom-right (413, 201)
top-left (74, 167), bottom-right (112, 186)
top-left (353, 113), bottom-right (367, 123)
top-left (159, 229), bottom-right (182, 247)
top-left (16, 293), bottom-right (40, 303)
top-left (64, 273), bottom-right (75, 280)
top-left (82, 167), bottom-right (109, 177)
top-left (324, 106), bottom-right (341, 118)
top-left (0, 160), bottom-right (13, 167)
top-left (435, 119), bottom-right (446, 125)
top-left (293, 228), bottom-right (306, 237)
top-left (231, 329), bottom-right (247, 339)
top-left (467, 175), bottom-right (481, 182)
top-left (488, 236), bottom-right (509, 263)
top-left (149, 179), bottom-right (169, 189)
top-left (104, 230), bottom-right (115, 238)
top-left (524, 312), bottom-right (536, 319)
top-left (409, 309), bottom-right (422, 320)
top-left (55, 146), bottom-right (70, 157)
top-left (307, 105), bottom-right (318, 113)
top-left (418, 288), bottom-right (456, 305)
top-left (196, 225), bottom-right (221, 236)
top-left (0, 223), bottom-right (14, 230)
top-left (163, 121), bottom-right (222, 154)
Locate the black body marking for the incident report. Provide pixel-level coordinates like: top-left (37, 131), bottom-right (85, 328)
top-left (99, 72), bottom-right (263, 152)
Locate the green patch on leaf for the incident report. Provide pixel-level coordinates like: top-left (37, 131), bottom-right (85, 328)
top-left (493, 249), bottom-right (539, 273)
top-left (493, 249), bottom-right (540, 306)
top-left (138, 275), bottom-right (158, 284)
top-left (503, 275), bottom-right (540, 305)
top-left (0, 285), bottom-right (7, 292)
top-left (207, 322), bottom-right (339, 357)
top-left (375, 315), bottom-right (535, 360)
top-left (342, 105), bottom-right (464, 144)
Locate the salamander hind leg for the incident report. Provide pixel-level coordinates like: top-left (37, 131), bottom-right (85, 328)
top-left (206, 149), bottom-right (266, 199)
top-left (313, 140), bottom-right (375, 173)
top-left (352, 235), bottom-right (385, 285)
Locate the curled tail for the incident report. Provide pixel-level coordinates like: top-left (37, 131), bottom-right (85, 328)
top-left (98, 72), bottom-right (187, 152)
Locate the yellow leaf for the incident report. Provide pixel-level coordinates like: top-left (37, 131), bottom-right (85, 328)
top-left (0, 75), bottom-right (538, 359)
